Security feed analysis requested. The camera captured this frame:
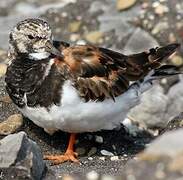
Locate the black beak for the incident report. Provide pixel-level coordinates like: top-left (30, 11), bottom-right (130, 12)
top-left (45, 40), bottom-right (63, 58)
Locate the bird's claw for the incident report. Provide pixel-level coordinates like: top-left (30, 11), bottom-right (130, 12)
top-left (44, 150), bottom-right (79, 165)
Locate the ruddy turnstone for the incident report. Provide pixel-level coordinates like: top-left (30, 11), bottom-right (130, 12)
top-left (5, 18), bottom-right (181, 164)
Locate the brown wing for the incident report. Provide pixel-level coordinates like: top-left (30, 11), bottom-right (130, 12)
top-left (54, 43), bottom-right (179, 101)
top-left (56, 45), bottom-right (131, 101)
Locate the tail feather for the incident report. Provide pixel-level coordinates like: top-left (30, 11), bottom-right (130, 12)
top-left (148, 43), bottom-right (180, 63)
top-left (144, 65), bottom-right (183, 82)
top-left (126, 43), bottom-right (181, 80)
top-left (153, 65), bottom-right (182, 77)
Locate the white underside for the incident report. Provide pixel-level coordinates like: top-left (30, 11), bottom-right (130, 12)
top-left (19, 80), bottom-right (153, 133)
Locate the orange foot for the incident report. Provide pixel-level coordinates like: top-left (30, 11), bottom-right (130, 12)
top-left (44, 150), bottom-right (79, 165)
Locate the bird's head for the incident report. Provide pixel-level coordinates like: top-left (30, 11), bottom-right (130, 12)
top-left (9, 18), bottom-right (61, 60)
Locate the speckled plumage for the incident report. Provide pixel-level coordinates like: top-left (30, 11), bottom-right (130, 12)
top-left (5, 18), bottom-right (181, 134)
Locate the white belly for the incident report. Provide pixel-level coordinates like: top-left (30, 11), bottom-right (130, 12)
top-left (19, 80), bottom-right (150, 133)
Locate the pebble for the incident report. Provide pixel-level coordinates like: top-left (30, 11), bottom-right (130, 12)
top-left (123, 154), bottom-right (128, 157)
top-left (95, 135), bottom-right (103, 143)
top-left (76, 147), bottom-right (86, 155)
top-left (0, 63), bottom-right (7, 77)
top-left (88, 147), bottom-right (97, 156)
top-left (170, 55), bottom-right (183, 66)
top-left (85, 31), bottom-right (103, 44)
top-left (99, 157), bottom-right (105, 161)
top-left (154, 4), bottom-right (169, 16)
top-left (110, 156), bottom-right (119, 161)
top-left (68, 21), bottom-right (81, 33)
top-left (101, 175), bottom-right (115, 180)
top-left (0, 114), bottom-right (23, 135)
top-left (100, 150), bottom-right (114, 156)
top-left (151, 22), bottom-right (168, 35)
top-left (87, 134), bottom-right (93, 140)
top-left (86, 171), bottom-right (99, 180)
top-left (62, 175), bottom-right (75, 180)
top-left (116, 0), bottom-right (136, 11)
top-left (70, 34), bottom-right (80, 42)
top-left (112, 145), bottom-right (116, 151)
top-left (168, 33), bottom-right (176, 43)
top-left (152, 1), bottom-right (160, 8)
top-left (62, 12), bottom-right (68, 17)
top-left (76, 40), bottom-right (86, 45)
top-left (0, 95), bottom-right (12, 103)
top-left (141, 2), bottom-right (149, 9)
top-left (88, 157), bottom-right (93, 161)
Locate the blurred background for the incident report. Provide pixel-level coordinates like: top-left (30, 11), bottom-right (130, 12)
top-left (0, 0), bottom-right (183, 179)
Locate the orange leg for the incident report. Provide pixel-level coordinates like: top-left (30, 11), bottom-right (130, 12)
top-left (44, 133), bottom-right (79, 165)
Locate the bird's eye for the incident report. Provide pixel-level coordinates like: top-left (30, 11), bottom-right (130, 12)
top-left (28, 35), bottom-right (34, 39)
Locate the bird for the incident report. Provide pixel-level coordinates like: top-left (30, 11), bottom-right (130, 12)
top-left (5, 18), bottom-right (182, 165)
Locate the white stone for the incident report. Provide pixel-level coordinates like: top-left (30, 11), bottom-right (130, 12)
top-left (101, 150), bottom-right (114, 156)
top-left (86, 171), bottom-right (99, 180)
top-left (95, 136), bottom-right (103, 143)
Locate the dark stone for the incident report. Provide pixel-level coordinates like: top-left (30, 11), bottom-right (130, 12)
top-left (0, 131), bottom-right (46, 180)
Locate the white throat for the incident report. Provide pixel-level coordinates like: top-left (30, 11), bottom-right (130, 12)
top-left (29, 52), bottom-right (50, 60)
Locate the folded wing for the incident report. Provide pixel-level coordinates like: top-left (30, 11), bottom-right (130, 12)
top-left (54, 42), bottom-right (180, 101)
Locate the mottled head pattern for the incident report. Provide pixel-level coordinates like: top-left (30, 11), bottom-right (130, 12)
top-left (9, 18), bottom-right (52, 59)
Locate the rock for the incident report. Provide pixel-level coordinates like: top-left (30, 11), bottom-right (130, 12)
top-left (166, 79), bottom-right (183, 123)
top-left (85, 31), bottom-right (103, 44)
top-left (154, 4), bottom-right (169, 16)
top-left (151, 22), bottom-right (169, 35)
top-left (116, 0), bottom-right (136, 11)
top-left (162, 113), bottom-right (183, 133)
top-left (131, 77), bottom-right (183, 130)
top-left (0, 131), bottom-right (46, 180)
top-left (170, 55), bottom-right (183, 66)
top-left (68, 21), bottom-right (81, 33)
top-left (0, 114), bottom-right (23, 135)
top-left (128, 84), bottom-right (169, 129)
top-left (44, 169), bottom-right (58, 180)
top-left (88, 147), bottom-right (97, 157)
top-left (86, 171), bottom-right (99, 180)
top-left (141, 2), bottom-right (149, 9)
top-left (122, 117), bottom-right (142, 136)
top-left (110, 156), bottom-right (119, 161)
top-left (70, 34), bottom-right (80, 42)
top-left (62, 175), bottom-right (75, 180)
top-left (98, 2), bottom-right (140, 41)
top-left (122, 129), bottom-right (183, 179)
top-left (0, 63), bottom-right (7, 77)
top-left (76, 39), bottom-right (86, 45)
top-left (76, 147), bottom-right (86, 156)
top-left (95, 135), bottom-right (103, 143)
top-left (101, 175), bottom-right (115, 180)
top-left (88, 157), bottom-right (93, 161)
top-left (123, 28), bottom-right (159, 54)
top-left (0, 95), bottom-right (12, 103)
top-left (99, 157), bottom-right (105, 161)
top-left (168, 33), bottom-right (176, 43)
top-left (141, 129), bottom-right (183, 157)
top-left (100, 150), bottom-right (114, 156)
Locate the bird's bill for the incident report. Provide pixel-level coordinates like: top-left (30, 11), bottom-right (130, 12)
top-left (45, 40), bottom-right (63, 58)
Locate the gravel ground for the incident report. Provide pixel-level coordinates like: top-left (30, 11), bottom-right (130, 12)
top-left (0, 0), bottom-right (183, 179)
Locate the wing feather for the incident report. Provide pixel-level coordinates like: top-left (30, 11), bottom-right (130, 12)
top-left (53, 43), bottom-right (178, 101)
